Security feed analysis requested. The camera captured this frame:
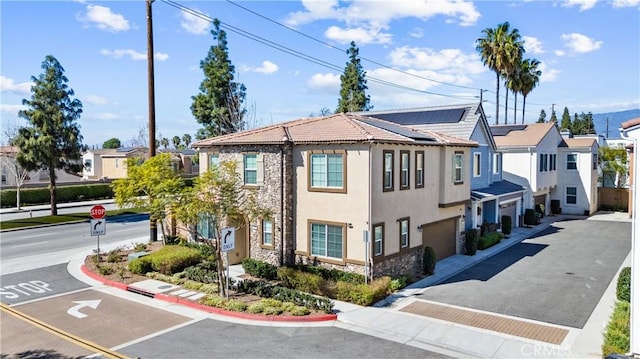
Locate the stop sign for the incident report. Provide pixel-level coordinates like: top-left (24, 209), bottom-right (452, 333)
top-left (90, 205), bottom-right (106, 219)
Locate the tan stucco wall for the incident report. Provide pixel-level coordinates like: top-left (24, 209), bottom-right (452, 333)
top-left (101, 157), bottom-right (128, 179)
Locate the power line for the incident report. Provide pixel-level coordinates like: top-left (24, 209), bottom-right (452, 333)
top-left (161, 0), bottom-right (479, 101)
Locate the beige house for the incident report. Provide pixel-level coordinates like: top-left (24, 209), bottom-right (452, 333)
top-left (82, 147), bottom-right (147, 180)
top-left (193, 113), bottom-right (476, 278)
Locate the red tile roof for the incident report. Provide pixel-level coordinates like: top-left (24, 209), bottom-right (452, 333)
top-left (621, 118), bottom-right (640, 130)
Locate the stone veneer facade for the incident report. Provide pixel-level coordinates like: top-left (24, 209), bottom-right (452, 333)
top-left (204, 144), bottom-right (294, 267)
top-left (372, 246), bottom-right (423, 278)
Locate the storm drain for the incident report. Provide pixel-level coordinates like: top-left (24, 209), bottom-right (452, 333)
top-left (400, 301), bottom-right (569, 345)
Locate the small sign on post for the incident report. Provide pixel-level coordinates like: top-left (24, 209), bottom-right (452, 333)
top-left (89, 205), bottom-right (107, 261)
top-left (221, 227), bottom-right (235, 300)
top-left (90, 205), bottom-right (106, 219)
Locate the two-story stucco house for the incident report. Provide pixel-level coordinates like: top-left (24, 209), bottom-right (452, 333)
top-left (358, 103), bottom-right (526, 231)
top-left (193, 113), bottom-right (477, 277)
top-left (555, 135), bottom-right (599, 215)
top-left (82, 147), bottom-right (147, 180)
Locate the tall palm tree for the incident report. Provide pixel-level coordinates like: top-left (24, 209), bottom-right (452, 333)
top-left (476, 22), bottom-right (523, 125)
top-left (518, 58), bottom-right (541, 124)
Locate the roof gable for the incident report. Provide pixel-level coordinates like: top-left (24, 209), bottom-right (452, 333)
top-left (491, 122), bottom-right (559, 147)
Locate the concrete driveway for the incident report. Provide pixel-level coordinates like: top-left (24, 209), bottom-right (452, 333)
top-left (414, 218), bottom-right (631, 328)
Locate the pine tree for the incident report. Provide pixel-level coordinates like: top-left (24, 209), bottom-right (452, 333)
top-left (537, 109), bottom-right (546, 123)
top-left (14, 55), bottom-right (84, 216)
top-left (336, 41), bottom-right (371, 113)
top-left (560, 107), bottom-right (572, 131)
top-left (549, 108), bottom-right (558, 123)
top-left (192, 19), bottom-right (246, 139)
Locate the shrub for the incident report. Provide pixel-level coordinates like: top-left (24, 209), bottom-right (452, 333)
top-left (422, 246), bottom-right (436, 275)
top-left (182, 242), bottom-right (215, 262)
top-left (242, 258), bottom-right (278, 280)
top-left (224, 300), bottom-right (248, 312)
top-left (97, 265), bottom-right (114, 276)
top-left (390, 274), bottom-right (410, 291)
top-left (106, 249), bottom-right (121, 263)
top-left (129, 245), bottom-right (201, 275)
top-left (263, 305), bottom-right (284, 315)
top-left (133, 243), bottom-right (148, 252)
top-left (478, 232), bottom-right (503, 250)
top-left (290, 264), bottom-right (365, 284)
top-left (535, 204), bottom-right (545, 217)
top-left (247, 302), bottom-right (266, 314)
top-left (277, 267), bottom-right (324, 295)
top-left (233, 279), bottom-right (334, 313)
top-left (465, 229), bottom-right (479, 256)
top-left (524, 208), bottom-right (537, 225)
top-left (200, 295), bottom-right (226, 308)
top-left (183, 261), bottom-right (218, 284)
top-left (288, 306), bottom-right (310, 316)
top-left (550, 199), bottom-right (561, 214)
top-left (0, 184), bottom-right (114, 207)
top-left (602, 300), bottom-right (630, 357)
top-left (335, 277), bottom-right (391, 306)
top-left (617, 267), bottom-right (631, 302)
top-left (501, 215), bottom-right (512, 235)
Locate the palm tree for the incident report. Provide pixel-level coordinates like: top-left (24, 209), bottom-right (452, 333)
top-left (182, 133), bottom-right (192, 148)
top-left (518, 58), bottom-right (541, 124)
top-left (476, 22), bottom-right (524, 125)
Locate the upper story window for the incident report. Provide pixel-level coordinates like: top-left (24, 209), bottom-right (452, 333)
top-left (415, 151), bottom-right (424, 188)
top-left (400, 150), bottom-right (410, 190)
top-left (452, 152), bottom-right (464, 184)
top-left (383, 150), bottom-right (394, 192)
top-left (550, 154), bottom-right (557, 171)
top-left (592, 153), bottom-right (598, 170)
top-left (209, 154), bottom-right (219, 170)
top-left (373, 223), bottom-right (384, 257)
top-left (244, 154), bottom-right (258, 185)
top-left (309, 151), bottom-right (345, 193)
top-left (492, 153), bottom-right (500, 174)
top-left (567, 153), bottom-right (578, 170)
top-left (473, 152), bottom-right (481, 177)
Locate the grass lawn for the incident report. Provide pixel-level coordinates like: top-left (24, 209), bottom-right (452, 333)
top-left (0, 208), bottom-right (148, 231)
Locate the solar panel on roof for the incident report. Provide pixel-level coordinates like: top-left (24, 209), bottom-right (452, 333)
top-left (358, 118), bottom-right (436, 141)
top-left (367, 108), bottom-right (467, 125)
top-left (490, 125), bottom-right (527, 136)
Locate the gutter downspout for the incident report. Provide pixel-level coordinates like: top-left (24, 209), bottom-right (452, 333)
top-left (367, 141), bottom-right (373, 283)
top-left (280, 144), bottom-right (284, 266)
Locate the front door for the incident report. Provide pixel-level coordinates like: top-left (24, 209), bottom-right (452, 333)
top-left (227, 217), bottom-right (248, 265)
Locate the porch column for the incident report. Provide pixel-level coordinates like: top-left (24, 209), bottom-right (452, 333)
top-left (472, 202), bottom-right (479, 229)
top-left (494, 200), bottom-right (500, 223)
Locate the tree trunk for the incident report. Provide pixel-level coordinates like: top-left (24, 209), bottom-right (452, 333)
top-left (513, 92), bottom-right (518, 124)
top-left (504, 84), bottom-right (509, 125)
top-left (494, 72), bottom-right (500, 125)
top-left (16, 185), bottom-right (21, 211)
top-left (215, 237), bottom-right (227, 297)
top-left (49, 167), bottom-right (57, 216)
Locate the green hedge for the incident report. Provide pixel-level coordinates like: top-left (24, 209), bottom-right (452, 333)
top-left (129, 245), bottom-right (202, 275)
top-left (465, 229), bottom-right (479, 255)
top-left (233, 279), bottom-right (334, 313)
top-left (1, 184), bottom-right (113, 207)
top-left (616, 267), bottom-right (631, 302)
top-left (602, 300), bottom-right (630, 357)
top-left (423, 246), bottom-right (436, 275)
top-left (242, 258), bottom-right (278, 280)
top-left (478, 232), bottom-right (503, 250)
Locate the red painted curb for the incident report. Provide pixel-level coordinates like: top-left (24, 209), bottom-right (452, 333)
top-left (81, 265), bottom-right (338, 322)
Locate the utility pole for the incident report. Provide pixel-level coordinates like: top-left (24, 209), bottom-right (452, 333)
top-left (479, 89), bottom-right (487, 103)
top-left (147, 0), bottom-right (157, 242)
top-left (606, 117), bottom-right (609, 139)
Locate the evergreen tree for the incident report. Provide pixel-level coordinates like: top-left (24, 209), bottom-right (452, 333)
top-left (560, 107), bottom-right (572, 131)
top-left (192, 19), bottom-right (246, 140)
top-left (549, 108), bottom-right (558, 123)
top-left (102, 137), bottom-right (121, 149)
top-left (537, 109), bottom-right (547, 123)
top-left (14, 55), bottom-right (84, 215)
top-left (336, 41), bottom-right (371, 113)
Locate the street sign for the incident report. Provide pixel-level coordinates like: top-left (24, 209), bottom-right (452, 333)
top-left (221, 227), bottom-right (235, 252)
top-left (91, 219), bottom-right (106, 236)
top-left (90, 205), bottom-right (106, 219)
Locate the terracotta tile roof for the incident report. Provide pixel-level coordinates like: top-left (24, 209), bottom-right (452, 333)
top-left (0, 146), bottom-right (18, 156)
top-left (193, 113), bottom-right (477, 147)
top-left (561, 137), bottom-right (597, 148)
top-left (492, 122), bottom-right (557, 147)
top-left (621, 117), bottom-right (640, 130)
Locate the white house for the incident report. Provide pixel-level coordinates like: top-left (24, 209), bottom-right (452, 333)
top-left (555, 137), bottom-right (599, 215)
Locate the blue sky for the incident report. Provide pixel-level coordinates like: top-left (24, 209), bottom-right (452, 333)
top-left (1, 0), bottom-right (639, 148)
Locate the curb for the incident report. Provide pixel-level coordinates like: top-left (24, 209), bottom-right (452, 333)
top-left (80, 265), bottom-right (337, 323)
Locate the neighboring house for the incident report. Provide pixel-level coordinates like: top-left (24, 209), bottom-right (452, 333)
top-left (359, 103), bottom-right (526, 231)
top-left (192, 113), bottom-right (477, 277)
top-left (556, 135), bottom-right (599, 215)
top-left (82, 147), bottom-right (147, 180)
top-left (619, 118), bottom-right (640, 217)
top-left (158, 148), bottom-right (199, 176)
top-left (82, 149), bottom-right (109, 180)
top-left (491, 123), bottom-right (563, 216)
top-left (1, 145), bottom-right (81, 188)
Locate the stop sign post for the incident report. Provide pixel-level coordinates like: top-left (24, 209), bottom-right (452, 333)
top-left (90, 205), bottom-right (106, 219)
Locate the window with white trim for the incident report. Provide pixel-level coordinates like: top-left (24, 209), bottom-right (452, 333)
top-left (261, 219), bottom-right (273, 247)
top-left (400, 150), bottom-right (410, 189)
top-left (399, 218), bottom-right (409, 248)
top-left (566, 186), bottom-right (577, 205)
top-left (592, 153), bottom-right (598, 170)
top-left (567, 153), bottom-right (578, 170)
top-left (473, 152), bottom-right (481, 177)
top-left (209, 154), bottom-right (219, 170)
top-left (310, 222), bottom-right (343, 259)
top-left (493, 153), bottom-right (500, 174)
top-left (453, 153), bottom-right (464, 183)
top-left (415, 151), bottom-right (424, 188)
top-left (373, 223), bottom-right (384, 256)
top-left (244, 154), bottom-right (257, 185)
top-left (383, 150), bottom-right (394, 191)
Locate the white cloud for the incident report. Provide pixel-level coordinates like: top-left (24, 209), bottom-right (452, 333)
top-left (523, 36), bottom-right (545, 54)
top-left (613, 0), bottom-right (640, 7)
top-left (84, 95), bottom-right (108, 105)
top-left (409, 27), bottom-right (424, 38)
top-left (539, 62), bottom-right (559, 82)
top-left (555, 50), bottom-right (566, 57)
top-left (100, 49), bottom-right (169, 61)
top-left (307, 73), bottom-right (340, 89)
top-left (561, 33), bottom-right (603, 53)
top-left (285, 0), bottom-right (480, 43)
top-left (0, 76), bottom-right (31, 95)
top-left (388, 46), bottom-right (485, 76)
top-left (94, 113), bottom-right (119, 121)
top-left (562, 0), bottom-right (598, 11)
top-left (325, 25), bottom-right (392, 44)
top-left (180, 8), bottom-right (210, 35)
top-left (253, 61), bottom-right (279, 74)
top-left (78, 5), bottom-right (130, 32)
top-left (0, 104), bottom-right (24, 114)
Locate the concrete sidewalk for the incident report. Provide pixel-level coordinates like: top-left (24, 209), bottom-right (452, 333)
top-left (331, 212), bottom-right (630, 359)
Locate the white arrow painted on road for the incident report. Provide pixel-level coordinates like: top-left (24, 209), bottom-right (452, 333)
top-left (67, 300), bottom-right (101, 319)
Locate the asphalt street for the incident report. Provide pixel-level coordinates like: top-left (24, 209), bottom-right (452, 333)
top-left (415, 218), bottom-right (631, 328)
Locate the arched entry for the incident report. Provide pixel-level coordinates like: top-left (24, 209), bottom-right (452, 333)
top-left (227, 216), bottom-right (248, 265)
